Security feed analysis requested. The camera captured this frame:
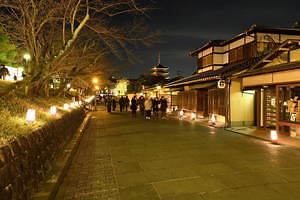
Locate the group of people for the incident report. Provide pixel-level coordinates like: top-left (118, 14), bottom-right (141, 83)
top-left (98, 95), bottom-right (168, 119)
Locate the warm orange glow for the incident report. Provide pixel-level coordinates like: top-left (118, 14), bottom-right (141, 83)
top-left (191, 112), bottom-right (196, 120)
top-left (211, 114), bottom-right (216, 124)
top-left (26, 109), bottom-right (36, 122)
top-left (270, 130), bottom-right (278, 141)
top-left (92, 78), bottom-right (98, 84)
top-left (64, 103), bottom-right (69, 110)
top-left (50, 106), bottom-right (57, 116)
top-left (179, 110), bottom-right (184, 116)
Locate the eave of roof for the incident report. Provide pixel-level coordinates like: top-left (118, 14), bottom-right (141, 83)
top-left (189, 25), bottom-right (300, 57)
top-left (239, 62), bottom-right (300, 77)
top-left (165, 55), bottom-right (265, 88)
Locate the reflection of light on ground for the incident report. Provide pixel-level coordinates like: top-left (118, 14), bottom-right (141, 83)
top-left (210, 131), bottom-right (216, 135)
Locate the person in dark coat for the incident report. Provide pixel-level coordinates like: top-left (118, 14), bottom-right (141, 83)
top-left (106, 96), bottom-right (112, 113)
top-left (139, 96), bottom-right (145, 115)
top-left (112, 97), bottom-right (117, 111)
top-left (0, 65), bottom-right (9, 80)
top-left (160, 96), bottom-right (168, 119)
top-left (152, 97), bottom-right (160, 120)
top-left (124, 96), bottom-right (130, 112)
top-left (130, 96), bottom-right (138, 117)
top-left (119, 96), bottom-right (124, 112)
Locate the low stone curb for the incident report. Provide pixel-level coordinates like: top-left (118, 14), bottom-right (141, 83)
top-left (31, 112), bottom-right (92, 200)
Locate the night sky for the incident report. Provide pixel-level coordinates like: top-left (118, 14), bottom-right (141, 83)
top-left (122, 0), bottom-right (300, 79)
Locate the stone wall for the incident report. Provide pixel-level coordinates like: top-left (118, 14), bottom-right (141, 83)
top-left (0, 109), bottom-right (86, 200)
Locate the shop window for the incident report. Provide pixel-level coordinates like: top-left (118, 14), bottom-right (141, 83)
top-left (278, 86), bottom-right (300, 124)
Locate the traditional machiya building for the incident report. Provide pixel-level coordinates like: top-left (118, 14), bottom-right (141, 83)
top-left (239, 39), bottom-right (300, 136)
top-left (165, 24), bottom-right (300, 128)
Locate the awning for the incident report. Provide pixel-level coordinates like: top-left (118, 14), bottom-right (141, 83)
top-left (189, 81), bottom-right (217, 89)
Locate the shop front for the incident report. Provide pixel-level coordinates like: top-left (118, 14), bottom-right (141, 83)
top-left (242, 67), bottom-right (300, 137)
top-left (277, 84), bottom-right (300, 136)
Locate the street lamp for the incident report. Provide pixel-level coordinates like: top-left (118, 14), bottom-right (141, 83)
top-left (95, 86), bottom-right (100, 90)
top-left (23, 53), bottom-right (31, 61)
top-left (92, 78), bottom-right (98, 84)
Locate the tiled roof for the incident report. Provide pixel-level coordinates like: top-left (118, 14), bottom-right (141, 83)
top-left (165, 55), bottom-right (265, 87)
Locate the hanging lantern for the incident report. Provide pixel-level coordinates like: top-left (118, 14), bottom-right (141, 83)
top-left (26, 109), bottom-right (36, 122)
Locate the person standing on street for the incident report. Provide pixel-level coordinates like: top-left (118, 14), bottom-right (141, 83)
top-left (112, 97), bottom-right (117, 111)
top-left (152, 97), bottom-right (160, 120)
top-left (106, 96), bottom-right (112, 113)
top-left (160, 96), bottom-right (168, 119)
top-left (139, 96), bottom-right (145, 115)
top-left (119, 96), bottom-right (124, 112)
top-left (144, 97), bottom-right (152, 119)
top-left (130, 96), bottom-right (138, 117)
top-left (124, 96), bottom-right (130, 112)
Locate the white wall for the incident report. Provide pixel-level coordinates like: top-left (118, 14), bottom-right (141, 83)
top-left (230, 80), bottom-right (255, 126)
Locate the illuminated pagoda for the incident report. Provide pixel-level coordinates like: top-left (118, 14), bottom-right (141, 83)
top-left (150, 53), bottom-right (169, 78)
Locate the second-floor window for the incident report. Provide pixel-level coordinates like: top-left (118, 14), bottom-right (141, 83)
top-left (229, 42), bottom-right (256, 64)
top-left (198, 54), bottom-right (213, 68)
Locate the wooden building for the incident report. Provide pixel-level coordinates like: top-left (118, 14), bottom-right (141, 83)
top-left (166, 25), bottom-right (300, 128)
top-left (240, 39), bottom-right (300, 136)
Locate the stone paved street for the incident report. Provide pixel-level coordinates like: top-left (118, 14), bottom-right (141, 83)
top-left (55, 107), bottom-right (300, 200)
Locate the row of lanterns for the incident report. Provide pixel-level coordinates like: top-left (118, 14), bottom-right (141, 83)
top-left (26, 100), bottom-right (85, 122)
top-left (178, 109), bottom-right (279, 144)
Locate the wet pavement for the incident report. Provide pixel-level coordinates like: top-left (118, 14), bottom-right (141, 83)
top-left (55, 107), bottom-right (300, 200)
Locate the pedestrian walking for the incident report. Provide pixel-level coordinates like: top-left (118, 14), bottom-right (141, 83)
top-left (130, 96), bottom-right (138, 117)
top-left (152, 97), bottom-right (160, 120)
top-left (0, 64), bottom-right (9, 80)
top-left (124, 96), bottom-right (130, 112)
top-left (139, 96), bottom-right (145, 115)
top-left (119, 96), bottom-right (124, 112)
top-left (112, 97), bottom-right (117, 111)
top-left (160, 96), bottom-right (168, 119)
top-left (144, 97), bottom-right (152, 119)
top-left (106, 96), bottom-right (112, 113)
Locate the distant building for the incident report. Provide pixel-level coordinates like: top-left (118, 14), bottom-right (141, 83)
top-left (111, 79), bottom-right (129, 96)
top-left (150, 54), bottom-right (169, 78)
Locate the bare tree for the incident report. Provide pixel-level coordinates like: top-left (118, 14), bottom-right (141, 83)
top-left (0, 0), bottom-right (158, 95)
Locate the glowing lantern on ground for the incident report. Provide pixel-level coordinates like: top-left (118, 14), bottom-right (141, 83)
top-left (211, 114), bottom-right (216, 124)
top-left (26, 109), bottom-right (36, 122)
top-left (191, 112), bottom-right (196, 120)
top-left (70, 103), bottom-right (75, 108)
top-left (64, 104), bottom-right (69, 110)
top-left (167, 108), bottom-right (170, 113)
top-left (50, 106), bottom-right (57, 116)
top-left (270, 130), bottom-right (278, 142)
top-left (179, 110), bottom-right (184, 116)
